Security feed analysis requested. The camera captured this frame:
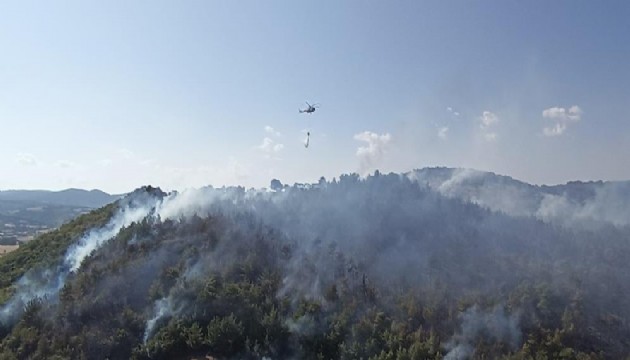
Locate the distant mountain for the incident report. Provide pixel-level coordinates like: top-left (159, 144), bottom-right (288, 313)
top-left (0, 188), bottom-right (119, 208)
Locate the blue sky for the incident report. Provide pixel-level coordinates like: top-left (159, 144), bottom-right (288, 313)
top-left (1, 1), bottom-right (629, 193)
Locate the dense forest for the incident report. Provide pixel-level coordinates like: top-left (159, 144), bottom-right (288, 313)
top-left (1, 169), bottom-right (629, 359)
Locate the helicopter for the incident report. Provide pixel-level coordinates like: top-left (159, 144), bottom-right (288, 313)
top-left (299, 102), bottom-right (319, 114)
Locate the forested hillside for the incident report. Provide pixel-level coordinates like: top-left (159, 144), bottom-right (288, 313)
top-left (1, 171), bottom-right (629, 359)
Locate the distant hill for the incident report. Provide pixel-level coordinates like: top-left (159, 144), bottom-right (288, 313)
top-left (0, 188), bottom-right (119, 208)
top-left (409, 167), bottom-right (630, 226)
top-left (0, 189), bottom-right (120, 246)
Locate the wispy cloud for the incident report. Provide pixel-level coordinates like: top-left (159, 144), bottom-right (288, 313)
top-left (264, 125), bottom-right (281, 137)
top-left (480, 111), bottom-right (499, 129)
top-left (258, 126), bottom-right (284, 159)
top-left (258, 137), bottom-right (284, 156)
top-left (542, 105), bottom-right (582, 137)
top-left (354, 131), bottom-right (392, 175)
top-left (226, 157), bottom-right (249, 181)
top-left (15, 153), bottom-right (37, 166)
top-left (438, 126), bottom-right (449, 140)
top-left (117, 148), bottom-right (135, 159)
top-left (479, 111), bottom-right (499, 141)
top-left (55, 160), bottom-right (76, 168)
top-left (447, 107), bottom-right (460, 117)
top-left (484, 132), bottom-right (497, 142)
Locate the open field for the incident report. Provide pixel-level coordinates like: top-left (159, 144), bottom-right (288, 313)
top-left (0, 244), bottom-right (19, 256)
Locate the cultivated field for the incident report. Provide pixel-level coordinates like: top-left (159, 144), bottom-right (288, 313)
top-left (0, 245), bottom-right (19, 256)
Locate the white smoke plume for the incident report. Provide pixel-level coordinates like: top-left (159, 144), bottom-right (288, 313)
top-left (143, 297), bottom-right (178, 343)
top-left (536, 182), bottom-right (630, 227)
top-left (65, 206), bottom-right (154, 272)
top-left (0, 191), bottom-right (161, 327)
top-left (4, 169), bottom-right (630, 357)
top-left (444, 305), bottom-right (521, 360)
top-left (354, 131), bottom-right (392, 176)
top-left (286, 314), bottom-right (319, 336)
top-left (409, 167), bottom-right (630, 227)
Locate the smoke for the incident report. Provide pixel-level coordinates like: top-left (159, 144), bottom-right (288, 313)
top-left (409, 168), bottom-right (538, 218)
top-left (143, 169), bottom-right (630, 326)
top-left (0, 267), bottom-right (65, 326)
top-left (286, 314), bottom-right (320, 337)
top-left (536, 182), bottom-right (630, 227)
top-left (65, 206), bottom-right (155, 272)
top-left (142, 261), bottom-right (203, 343)
top-left (354, 131), bottom-right (392, 175)
top-left (4, 168), bottom-right (630, 358)
top-left (409, 167), bottom-right (630, 227)
top-left (155, 187), bottom-right (216, 220)
top-left (0, 189), bottom-right (161, 328)
top-left (444, 305), bottom-right (521, 360)
top-left (143, 297), bottom-right (178, 343)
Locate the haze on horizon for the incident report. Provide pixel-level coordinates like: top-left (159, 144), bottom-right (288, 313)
top-left (1, 1), bottom-right (629, 194)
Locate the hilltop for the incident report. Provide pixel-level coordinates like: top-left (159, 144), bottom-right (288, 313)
top-left (0, 169), bottom-right (629, 359)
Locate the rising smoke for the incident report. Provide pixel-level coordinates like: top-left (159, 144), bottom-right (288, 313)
top-left (409, 167), bottom-right (630, 227)
top-left (0, 187), bottom-right (163, 327)
top-left (443, 305), bottom-right (521, 360)
top-left (2, 168), bottom-right (630, 358)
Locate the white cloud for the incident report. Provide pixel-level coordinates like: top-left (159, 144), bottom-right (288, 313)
top-left (264, 125), bottom-right (281, 137)
top-left (543, 105), bottom-right (582, 122)
top-left (117, 148), bottom-right (135, 159)
top-left (438, 127), bottom-right (449, 139)
top-left (258, 127), bottom-right (284, 159)
top-left (542, 123), bottom-right (567, 137)
top-left (15, 153), bottom-right (37, 166)
top-left (258, 137), bottom-right (284, 155)
top-left (479, 111), bottom-right (499, 141)
top-left (480, 111), bottom-right (499, 128)
top-left (140, 159), bottom-right (158, 167)
top-left (446, 107), bottom-right (460, 117)
top-left (354, 131), bottom-right (392, 175)
top-left (55, 160), bottom-right (76, 168)
top-left (542, 105), bottom-right (582, 137)
top-left (226, 158), bottom-right (249, 181)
